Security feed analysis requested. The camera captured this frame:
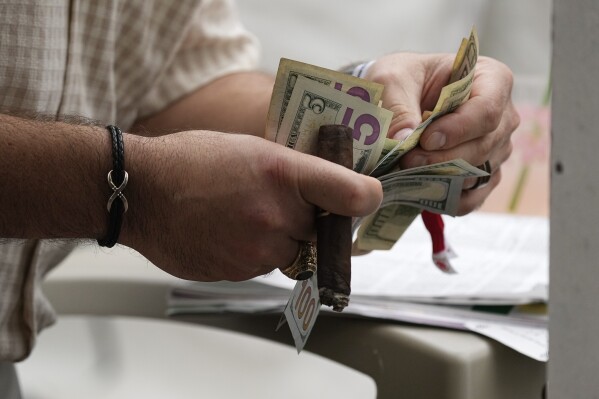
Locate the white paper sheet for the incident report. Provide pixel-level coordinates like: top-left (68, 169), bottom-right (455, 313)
top-left (258, 212), bottom-right (549, 304)
top-left (465, 322), bottom-right (548, 362)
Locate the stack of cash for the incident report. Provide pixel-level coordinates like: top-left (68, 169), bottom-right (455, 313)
top-left (265, 27), bottom-right (485, 253)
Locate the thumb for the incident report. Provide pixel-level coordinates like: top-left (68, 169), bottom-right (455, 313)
top-left (387, 97), bottom-right (423, 142)
top-left (365, 58), bottom-right (424, 141)
top-left (295, 153), bottom-right (382, 217)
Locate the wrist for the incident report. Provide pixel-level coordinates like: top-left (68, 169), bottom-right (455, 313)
top-left (339, 60), bottom-right (376, 78)
top-left (116, 132), bottom-right (155, 249)
top-left (96, 126), bottom-right (128, 247)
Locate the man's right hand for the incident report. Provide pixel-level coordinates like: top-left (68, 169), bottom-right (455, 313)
top-left (121, 130), bottom-right (382, 281)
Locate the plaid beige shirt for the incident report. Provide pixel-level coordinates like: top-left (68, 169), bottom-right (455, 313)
top-left (0, 0), bottom-right (259, 361)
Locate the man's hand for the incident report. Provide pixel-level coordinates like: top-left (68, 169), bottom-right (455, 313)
top-left (366, 53), bottom-right (519, 215)
top-left (121, 131), bottom-right (382, 281)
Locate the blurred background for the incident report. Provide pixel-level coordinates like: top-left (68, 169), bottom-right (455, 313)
top-left (237, 0), bottom-right (552, 215)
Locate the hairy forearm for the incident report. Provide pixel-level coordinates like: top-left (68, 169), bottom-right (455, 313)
top-left (0, 114), bottom-right (145, 240)
top-left (132, 71), bottom-right (275, 137)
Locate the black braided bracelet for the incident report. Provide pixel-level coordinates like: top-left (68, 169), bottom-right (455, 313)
top-left (97, 125), bottom-right (128, 248)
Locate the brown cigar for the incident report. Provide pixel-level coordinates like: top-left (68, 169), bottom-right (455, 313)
top-left (316, 125), bottom-right (353, 312)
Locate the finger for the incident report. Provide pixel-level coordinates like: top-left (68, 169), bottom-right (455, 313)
top-left (462, 137), bottom-right (512, 189)
top-left (276, 198), bottom-right (317, 243)
top-left (457, 168), bottom-right (502, 216)
top-left (419, 59), bottom-right (516, 151)
top-left (231, 235), bottom-right (301, 281)
top-left (387, 101), bottom-right (422, 141)
top-left (294, 153), bottom-right (383, 217)
top-left (275, 239), bottom-right (302, 274)
top-left (399, 107), bottom-right (515, 169)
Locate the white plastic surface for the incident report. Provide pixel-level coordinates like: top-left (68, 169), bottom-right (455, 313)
top-left (17, 316), bottom-right (376, 399)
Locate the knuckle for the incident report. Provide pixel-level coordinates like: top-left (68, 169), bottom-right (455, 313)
top-left (263, 152), bottom-right (293, 190)
top-left (389, 103), bottom-right (415, 120)
top-left (247, 203), bottom-right (286, 233)
top-left (389, 104), bottom-right (421, 133)
top-left (482, 56), bottom-right (515, 88)
top-left (482, 99), bottom-right (503, 133)
top-left (480, 135), bottom-right (496, 157)
top-left (455, 116), bottom-right (473, 144)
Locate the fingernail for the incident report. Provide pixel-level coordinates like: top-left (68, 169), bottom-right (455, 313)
top-left (425, 131), bottom-right (446, 150)
top-left (405, 155), bottom-right (427, 168)
top-left (393, 128), bottom-right (413, 142)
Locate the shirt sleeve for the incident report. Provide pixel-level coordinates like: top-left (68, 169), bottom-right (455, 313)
top-left (136, 0), bottom-right (261, 119)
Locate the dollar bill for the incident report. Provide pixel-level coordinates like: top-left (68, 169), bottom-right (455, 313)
top-left (356, 159), bottom-right (487, 250)
top-left (380, 175), bottom-right (465, 215)
top-left (449, 27), bottom-right (479, 84)
top-left (380, 158), bottom-right (488, 179)
top-left (379, 161), bottom-right (486, 214)
top-left (266, 58), bottom-right (384, 141)
top-left (370, 137), bottom-right (401, 177)
top-left (277, 76), bottom-right (391, 174)
top-left (356, 205), bottom-right (421, 250)
top-left (276, 274), bottom-right (321, 353)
